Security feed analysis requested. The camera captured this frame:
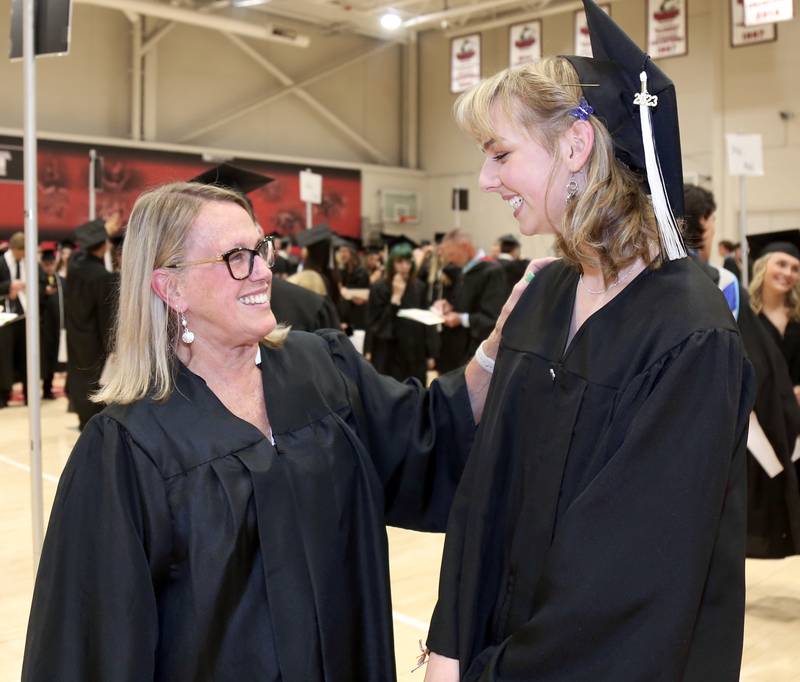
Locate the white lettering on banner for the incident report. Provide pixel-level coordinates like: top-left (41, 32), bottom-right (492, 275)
top-left (0, 151), bottom-right (10, 177)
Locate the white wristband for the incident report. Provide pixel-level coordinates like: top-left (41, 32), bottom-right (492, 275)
top-left (474, 340), bottom-right (496, 374)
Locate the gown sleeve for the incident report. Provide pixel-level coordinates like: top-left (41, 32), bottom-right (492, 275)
top-left (22, 415), bottom-right (172, 682)
top-left (462, 329), bottom-right (755, 682)
top-left (318, 329), bottom-right (476, 532)
top-left (466, 266), bottom-right (506, 346)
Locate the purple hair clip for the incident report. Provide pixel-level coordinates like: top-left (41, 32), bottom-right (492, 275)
top-left (568, 97), bottom-right (594, 121)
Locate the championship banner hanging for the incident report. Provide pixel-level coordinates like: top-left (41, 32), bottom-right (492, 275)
top-left (743, 0), bottom-right (794, 25)
top-left (451, 34), bottom-right (481, 94)
top-left (509, 21), bottom-right (542, 68)
top-left (574, 4), bottom-right (610, 57)
top-left (732, 0), bottom-right (777, 46)
top-left (647, 0), bottom-right (688, 59)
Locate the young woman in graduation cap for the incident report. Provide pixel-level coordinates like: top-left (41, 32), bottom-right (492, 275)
top-left (21, 179), bottom-right (552, 682)
top-left (423, 2), bottom-right (755, 681)
top-left (747, 231), bottom-right (800, 398)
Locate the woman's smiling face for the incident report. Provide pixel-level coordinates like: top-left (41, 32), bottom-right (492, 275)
top-left (478, 104), bottom-right (572, 237)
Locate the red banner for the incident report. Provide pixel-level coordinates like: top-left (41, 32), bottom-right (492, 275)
top-left (0, 136), bottom-right (362, 242)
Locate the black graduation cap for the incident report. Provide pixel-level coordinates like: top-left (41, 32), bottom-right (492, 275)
top-left (498, 233), bottom-right (520, 247)
top-left (381, 232), bottom-right (419, 250)
top-left (74, 219), bottom-right (108, 250)
top-left (563, 0), bottom-right (685, 260)
top-left (295, 224), bottom-right (333, 248)
top-left (746, 230), bottom-right (800, 263)
top-left (190, 163), bottom-right (273, 195)
top-left (434, 232), bottom-right (446, 245)
top-left (59, 238), bottom-right (77, 250)
top-left (332, 234), bottom-right (363, 251)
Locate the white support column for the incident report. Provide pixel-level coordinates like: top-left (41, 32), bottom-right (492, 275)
top-left (401, 31), bottom-right (418, 169)
top-left (131, 13), bottom-right (143, 141)
top-left (142, 18), bottom-right (159, 141)
top-left (22, 0), bottom-right (44, 572)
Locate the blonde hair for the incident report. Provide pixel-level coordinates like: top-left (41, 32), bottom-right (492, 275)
top-left (748, 253), bottom-right (800, 321)
top-left (287, 269), bottom-right (328, 296)
top-left (94, 182), bottom-right (289, 406)
top-left (454, 59), bottom-right (660, 281)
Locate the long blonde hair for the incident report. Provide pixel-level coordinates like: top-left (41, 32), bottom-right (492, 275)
top-left (454, 58), bottom-right (660, 281)
top-left (93, 182), bottom-right (288, 406)
top-left (748, 253), bottom-right (800, 321)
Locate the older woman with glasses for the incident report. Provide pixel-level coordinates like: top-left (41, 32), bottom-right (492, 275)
top-left (21, 182), bottom-right (545, 682)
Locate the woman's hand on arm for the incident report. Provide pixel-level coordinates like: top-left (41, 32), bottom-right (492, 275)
top-left (465, 257), bottom-right (557, 422)
top-left (423, 652), bottom-right (460, 682)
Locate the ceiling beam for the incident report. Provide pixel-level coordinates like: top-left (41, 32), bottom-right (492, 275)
top-left (75, 0), bottom-right (311, 47)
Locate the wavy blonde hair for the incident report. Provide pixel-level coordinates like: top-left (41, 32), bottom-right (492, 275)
top-left (454, 58), bottom-right (661, 281)
top-left (93, 182), bottom-right (289, 406)
top-left (748, 253), bottom-right (800, 321)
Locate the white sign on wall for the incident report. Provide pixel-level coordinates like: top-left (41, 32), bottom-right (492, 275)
top-left (573, 4), bottom-right (610, 58)
top-left (726, 134), bottom-right (765, 176)
top-left (450, 34), bottom-right (481, 94)
top-left (299, 169), bottom-right (322, 204)
top-left (509, 21), bottom-right (542, 68)
top-left (731, 0), bottom-right (778, 46)
top-left (744, 0), bottom-right (795, 26)
top-left (647, 0), bottom-right (688, 59)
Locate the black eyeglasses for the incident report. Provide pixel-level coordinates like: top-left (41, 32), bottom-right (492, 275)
top-left (166, 236), bottom-right (275, 280)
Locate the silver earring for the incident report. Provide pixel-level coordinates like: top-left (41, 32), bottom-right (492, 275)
top-left (180, 313), bottom-right (195, 344)
top-left (566, 178), bottom-right (579, 201)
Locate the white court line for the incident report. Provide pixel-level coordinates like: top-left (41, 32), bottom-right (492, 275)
top-left (392, 610), bottom-right (429, 632)
top-left (0, 453), bottom-right (61, 484)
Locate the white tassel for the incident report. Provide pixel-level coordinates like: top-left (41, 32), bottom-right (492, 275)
top-left (635, 71), bottom-right (686, 261)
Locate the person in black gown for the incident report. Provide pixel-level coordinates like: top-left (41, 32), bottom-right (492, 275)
top-left (22, 181), bottom-right (551, 682)
top-left (747, 231), bottom-right (800, 399)
top-left (335, 238), bottom-right (370, 331)
top-left (684, 184), bottom-right (800, 559)
top-left (423, 3), bottom-right (755, 681)
top-left (366, 242), bottom-right (438, 384)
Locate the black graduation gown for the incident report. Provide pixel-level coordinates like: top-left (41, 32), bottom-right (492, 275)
top-left (367, 277), bottom-right (438, 384)
top-left (65, 252), bottom-right (117, 426)
top-left (497, 257), bottom-right (529, 299)
top-left (338, 265), bottom-right (370, 330)
top-left (0, 254), bottom-right (22, 393)
top-left (40, 272), bottom-right (65, 380)
top-left (694, 259), bottom-right (800, 558)
top-left (438, 260), bottom-right (507, 374)
top-left (427, 258), bottom-right (755, 682)
top-left (22, 330), bottom-right (475, 682)
top-left (759, 314), bottom-right (800, 387)
top-left (270, 277), bottom-right (341, 332)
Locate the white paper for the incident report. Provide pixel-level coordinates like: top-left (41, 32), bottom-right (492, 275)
top-left (726, 134), bottom-right (764, 176)
top-left (0, 312), bottom-right (21, 327)
top-left (792, 436), bottom-right (800, 464)
top-left (349, 329), bottom-right (365, 355)
top-left (744, 0), bottom-right (794, 26)
top-left (299, 170), bottom-right (322, 204)
top-left (397, 308), bottom-right (445, 326)
top-left (747, 412), bottom-right (783, 478)
top-left (340, 287), bottom-right (370, 302)
top-left (731, 0), bottom-right (777, 46)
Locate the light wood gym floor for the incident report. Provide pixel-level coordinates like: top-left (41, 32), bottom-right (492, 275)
top-left (1, 385), bottom-right (799, 681)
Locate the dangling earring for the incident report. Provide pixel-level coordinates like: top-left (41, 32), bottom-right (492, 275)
top-left (566, 177), bottom-right (579, 201)
top-left (180, 312), bottom-right (195, 344)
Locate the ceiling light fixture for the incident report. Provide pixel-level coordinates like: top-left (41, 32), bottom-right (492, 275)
top-left (380, 12), bottom-right (403, 30)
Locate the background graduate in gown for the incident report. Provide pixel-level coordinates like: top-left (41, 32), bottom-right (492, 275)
top-left (22, 181), bottom-right (549, 682)
top-left (424, 2), bottom-right (755, 680)
top-left (683, 184), bottom-right (800, 560)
